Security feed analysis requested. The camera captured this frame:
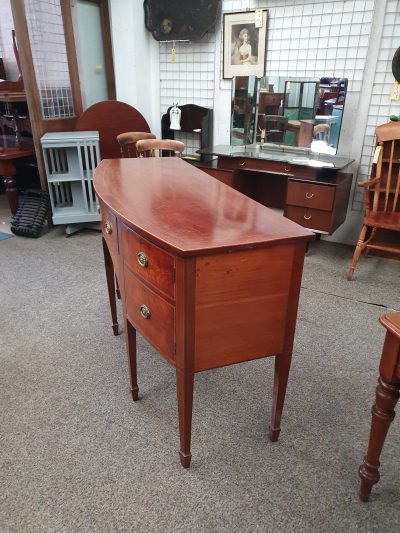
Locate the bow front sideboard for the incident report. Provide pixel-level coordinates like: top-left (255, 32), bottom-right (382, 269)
top-left (94, 158), bottom-right (314, 467)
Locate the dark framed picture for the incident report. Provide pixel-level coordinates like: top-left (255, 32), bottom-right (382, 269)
top-left (223, 10), bottom-right (268, 79)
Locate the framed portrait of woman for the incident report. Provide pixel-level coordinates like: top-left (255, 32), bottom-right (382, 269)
top-left (223, 10), bottom-right (268, 79)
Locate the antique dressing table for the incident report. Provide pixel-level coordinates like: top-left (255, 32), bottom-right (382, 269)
top-left (94, 157), bottom-right (314, 467)
top-left (196, 144), bottom-right (354, 235)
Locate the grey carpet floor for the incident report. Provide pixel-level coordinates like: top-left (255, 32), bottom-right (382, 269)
top-left (1, 228), bottom-right (399, 532)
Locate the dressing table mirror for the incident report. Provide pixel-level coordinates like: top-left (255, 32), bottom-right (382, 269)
top-left (257, 76), bottom-right (348, 154)
top-left (231, 76), bottom-right (258, 146)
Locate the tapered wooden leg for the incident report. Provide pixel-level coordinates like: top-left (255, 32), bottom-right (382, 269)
top-left (176, 368), bottom-right (194, 468)
top-left (359, 377), bottom-right (399, 501)
top-left (347, 225), bottom-right (368, 280)
top-left (268, 352), bottom-right (292, 442)
top-left (102, 237), bottom-right (119, 335)
top-left (364, 228), bottom-right (377, 258)
top-left (125, 319), bottom-right (139, 401)
top-left (115, 276), bottom-right (121, 299)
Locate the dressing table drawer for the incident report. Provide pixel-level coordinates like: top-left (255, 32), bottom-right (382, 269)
top-left (286, 181), bottom-right (335, 211)
top-left (285, 206), bottom-right (332, 233)
top-left (100, 203), bottom-right (119, 254)
top-left (124, 267), bottom-right (175, 361)
top-left (218, 156), bottom-right (317, 180)
top-left (121, 223), bottom-right (175, 300)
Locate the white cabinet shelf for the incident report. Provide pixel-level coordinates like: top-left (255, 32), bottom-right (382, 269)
top-left (41, 131), bottom-right (100, 229)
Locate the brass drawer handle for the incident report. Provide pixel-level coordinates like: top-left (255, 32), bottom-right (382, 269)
top-left (303, 213), bottom-right (312, 221)
top-left (239, 160), bottom-right (246, 167)
top-left (284, 165), bottom-right (291, 172)
top-left (137, 252), bottom-right (148, 268)
top-left (305, 192), bottom-right (314, 199)
top-left (140, 304), bottom-right (151, 320)
top-left (105, 222), bottom-right (112, 234)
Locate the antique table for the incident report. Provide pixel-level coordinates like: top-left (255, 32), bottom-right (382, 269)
top-left (94, 157), bottom-right (314, 467)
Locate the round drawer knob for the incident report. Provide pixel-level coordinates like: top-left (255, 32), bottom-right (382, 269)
top-left (137, 252), bottom-right (148, 268)
top-left (305, 192), bottom-right (314, 199)
top-left (303, 213), bottom-right (312, 221)
top-left (284, 165), bottom-right (291, 172)
top-left (105, 222), bottom-right (112, 234)
top-left (140, 304), bottom-right (151, 320)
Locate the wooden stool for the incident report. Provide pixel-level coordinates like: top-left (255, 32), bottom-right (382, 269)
top-left (359, 312), bottom-right (400, 501)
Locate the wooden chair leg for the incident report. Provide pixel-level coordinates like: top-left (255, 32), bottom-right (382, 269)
top-left (176, 368), bottom-right (195, 468)
top-left (364, 228), bottom-right (377, 258)
top-left (347, 225), bottom-right (368, 280)
top-left (102, 237), bottom-right (119, 335)
top-left (125, 318), bottom-right (139, 401)
top-left (359, 377), bottom-right (400, 501)
top-left (268, 352), bottom-right (292, 442)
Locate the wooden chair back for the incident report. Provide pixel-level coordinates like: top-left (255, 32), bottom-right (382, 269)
top-left (136, 139), bottom-right (185, 158)
top-left (117, 131), bottom-right (156, 157)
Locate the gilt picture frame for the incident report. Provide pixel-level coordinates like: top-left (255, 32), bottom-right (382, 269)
top-left (223, 10), bottom-right (268, 79)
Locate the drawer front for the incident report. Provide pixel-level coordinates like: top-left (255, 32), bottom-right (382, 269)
top-left (125, 268), bottom-right (175, 361)
top-left (218, 156), bottom-right (317, 180)
top-left (286, 181), bottom-right (335, 211)
top-left (100, 203), bottom-right (118, 254)
top-left (121, 223), bottom-right (175, 300)
top-left (285, 205), bottom-right (333, 233)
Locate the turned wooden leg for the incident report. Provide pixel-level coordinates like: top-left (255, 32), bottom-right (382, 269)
top-left (176, 368), bottom-right (194, 468)
top-left (364, 228), bottom-right (377, 258)
top-left (359, 377), bottom-right (400, 501)
top-left (347, 225), bottom-right (368, 280)
top-left (125, 318), bottom-right (139, 401)
top-left (4, 174), bottom-right (19, 215)
top-left (269, 352), bottom-right (292, 442)
top-left (102, 237), bottom-right (119, 336)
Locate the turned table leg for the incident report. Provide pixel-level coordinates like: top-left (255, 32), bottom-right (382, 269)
top-left (269, 352), bottom-right (292, 442)
top-left (102, 237), bottom-right (119, 336)
top-left (176, 368), bottom-right (194, 468)
top-left (125, 319), bottom-right (139, 401)
top-left (359, 377), bottom-right (399, 501)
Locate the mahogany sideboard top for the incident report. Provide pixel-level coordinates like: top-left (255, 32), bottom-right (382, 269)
top-left (94, 157), bottom-right (314, 467)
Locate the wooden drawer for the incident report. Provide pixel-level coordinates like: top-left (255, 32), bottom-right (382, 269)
top-left (121, 223), bottom-right (175, 300)
top-left (285, 205), bottom-right (333, 233)
top-left (218, 156), bottom-right (317, 180)
top-left (124, 267), bottom-right (175, 361)
top-left (286, 180), bottom-right (335, 211)
top-left (100, 202), bottom-right (118, 254)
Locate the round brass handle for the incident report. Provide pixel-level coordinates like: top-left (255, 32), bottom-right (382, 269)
top-left (140, 304), bottom-right (151, 320)
top-left (303, 213), bottom-right (312, 221)
top-left (105, 222), bottom-right (112, 234)
top-left (137, 252), bottom-right (148, 268)
top-left (239, 160), bottom-right (246, 167)
top-left (305, 192), bottom-right (314, 199)
top-left (284, 165), bottom-right (291, 172)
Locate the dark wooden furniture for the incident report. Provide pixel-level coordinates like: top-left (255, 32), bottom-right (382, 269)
top-left (359, 312), bottom-right (400, 502)
top-left (75, 100), bottom-right (150, 159)
top-left (161, 104), bottom-right (212, 162)
top-left (347, 122), bottom-right (400, 280)
top-left (94, 157), bottom-right (314, 467)
top-left (197, 145), bottom-right (353, 235)
top-left (0, 135), bottom-right (35, 215)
